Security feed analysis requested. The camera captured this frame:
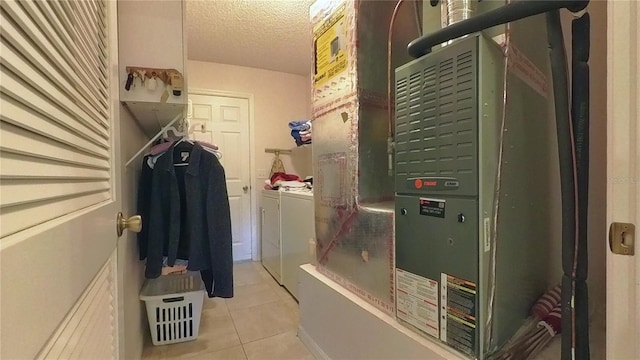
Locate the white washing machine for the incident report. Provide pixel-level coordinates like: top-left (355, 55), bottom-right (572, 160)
top-left (280, 191), bottom-right (314, 299)
top-left (261, 190), bottom-right (282, 283)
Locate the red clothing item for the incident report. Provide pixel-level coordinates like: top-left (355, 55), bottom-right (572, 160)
top-left (270, 172), bottom-right (302, 185)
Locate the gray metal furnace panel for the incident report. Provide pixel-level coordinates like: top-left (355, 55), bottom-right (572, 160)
top-left (395, 195), bottom-right (479, 356)
top-left (395, 35), bottom-right (479, 197)
top-left (395, 195), bottom-right (479, 285)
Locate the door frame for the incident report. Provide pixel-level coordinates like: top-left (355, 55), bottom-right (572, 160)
top-left (606, 0), bottom-right (639, 358)
top-left (188, 88), bottom-right (258, 261)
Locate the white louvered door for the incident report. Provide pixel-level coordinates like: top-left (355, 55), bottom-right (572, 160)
top-left (0, 0), bottom-right (122, 359)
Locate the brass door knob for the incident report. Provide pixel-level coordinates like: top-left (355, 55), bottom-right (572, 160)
top-left (117, 212), bottom-right (142, 237)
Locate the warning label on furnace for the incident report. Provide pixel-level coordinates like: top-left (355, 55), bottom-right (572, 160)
top-left (441, 273), bottom-right (477, 356)
top-left (396, 268), bottom-right (439, 338)
top-left (420, 198), bottom-right (445, 218)
top-left (313, 3), bottom-right (348, 88)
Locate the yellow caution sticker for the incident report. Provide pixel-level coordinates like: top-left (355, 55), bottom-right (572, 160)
top-left (313, 3), bottom-right (348, 88)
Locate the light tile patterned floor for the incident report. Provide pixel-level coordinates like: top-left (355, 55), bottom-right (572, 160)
top-left (142, 261), bottom-right (314, 360)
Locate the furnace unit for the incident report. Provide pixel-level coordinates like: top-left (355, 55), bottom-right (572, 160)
top-left (394, 31), bottom-right (555, 358)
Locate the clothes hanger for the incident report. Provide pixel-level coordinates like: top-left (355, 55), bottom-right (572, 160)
top-left (174, 136), bottom-right (194, 146)
top-left (165, 124), bottom-right (195, 152)
top-left (162, 124), bottom-right (192, 167)
top-left (126, 113), bottom-right (182, 167)
top-left (202, 147), bottom-right (222, 160)
top-left (163, 125), bottom-right (184, 139)
top-left (149, 129), bottom-right (196, 156)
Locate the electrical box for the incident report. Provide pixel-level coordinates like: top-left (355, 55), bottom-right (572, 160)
top-left (394, 32), bottom-right (554, 358)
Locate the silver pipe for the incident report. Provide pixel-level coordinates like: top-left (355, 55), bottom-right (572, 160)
top-left (441, 0), bottom-right (476, 26)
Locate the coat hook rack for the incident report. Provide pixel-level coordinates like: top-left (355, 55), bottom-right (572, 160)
top-left (125, 66), bottom-right (184, 95)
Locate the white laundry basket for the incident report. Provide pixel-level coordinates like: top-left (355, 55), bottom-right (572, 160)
top-left (139, 272), bottom-right (205, 346)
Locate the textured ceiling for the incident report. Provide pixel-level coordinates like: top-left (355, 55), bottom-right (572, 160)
top-left (186, 0), bottom-right (314, 75)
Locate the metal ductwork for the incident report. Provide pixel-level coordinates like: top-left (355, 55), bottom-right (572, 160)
top-left (441, 0), bottom-right (476, 27)
top-left (310, 0), bottom-right (415, 315)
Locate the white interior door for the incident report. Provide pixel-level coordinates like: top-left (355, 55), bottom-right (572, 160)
top-left (188, 92), bottom-right (253, 261)
top-left (606, 1), bottom-right (639, 358)
top-left (0, 1), bottom-right (122, 359)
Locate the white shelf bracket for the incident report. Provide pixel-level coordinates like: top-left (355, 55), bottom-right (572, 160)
top-left (125, 113), bottom-right (182, 167)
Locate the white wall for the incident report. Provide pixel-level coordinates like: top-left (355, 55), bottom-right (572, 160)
top-left (299, 265), bottom-right (465, 360)
top-left (117, 107), bottom-right (150, 360)
top-left (187, 60), bottom-right (313, 188)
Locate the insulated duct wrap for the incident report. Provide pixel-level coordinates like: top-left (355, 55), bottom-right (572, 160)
top-left (310, 0), bottom-right (415, 314)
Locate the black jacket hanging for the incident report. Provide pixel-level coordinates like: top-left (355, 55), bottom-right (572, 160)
top-left (137, 154), bottom-right (153, 261)
top-left (142, 142), bottom-right (234, 298)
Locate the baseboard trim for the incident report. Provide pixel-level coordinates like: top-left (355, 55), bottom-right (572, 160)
top-left (298, 326), bottom-right (331, 360)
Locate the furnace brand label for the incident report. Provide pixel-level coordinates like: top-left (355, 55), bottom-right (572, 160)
top-left (440, 273), bottom-right (477, 356)
top-left (419, 198), bottom-right (446, 218)
top-left (313, 3), bottom-right (348, 88)
top-left (396, 268), bottom-right (439, 338)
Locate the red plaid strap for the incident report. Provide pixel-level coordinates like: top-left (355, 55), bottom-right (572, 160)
top-left (539, 305), bottom-right (562, 336)
top-left (532, 285), bottom-right (561, 319)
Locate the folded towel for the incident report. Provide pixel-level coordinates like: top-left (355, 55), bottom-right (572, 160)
top-left (291, 130), bottom-right (302, 142)
top-left (161, 265), bottom-right (188, 275)
top-left (289, 120), bottom-right (311, 131)
top-left (275, 180), bottom-right (308, 188)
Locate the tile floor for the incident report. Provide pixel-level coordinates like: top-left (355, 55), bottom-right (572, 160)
top-left (142, 261), bottom-right (315, 360)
